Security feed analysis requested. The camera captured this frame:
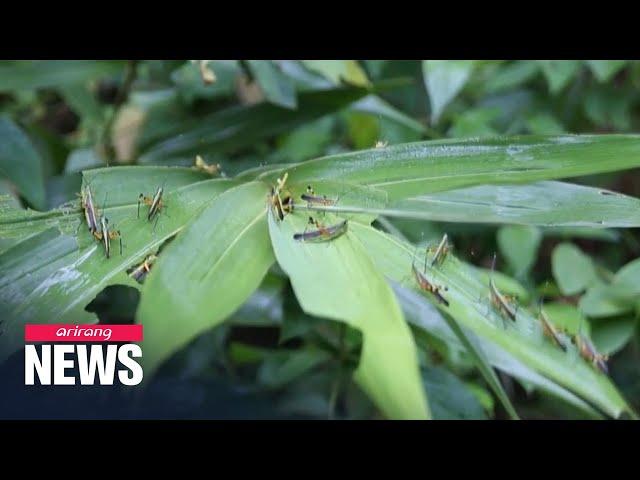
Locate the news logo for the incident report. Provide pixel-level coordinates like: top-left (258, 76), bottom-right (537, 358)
top-left (24, 324), bottom-right (144, 386)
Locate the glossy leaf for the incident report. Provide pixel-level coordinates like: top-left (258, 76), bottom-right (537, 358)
top-left (259, 135), bottom-right (640, 201)
top-left (0, 167), bottom-right (234, 362)
top-left (138, 182), bottom-right (275, 378)
top-left (498, 225), bottom-right (541, 278)
top-left (552, 243), bottom-right (598, 295)
top-left (247, 60), bottom-right (297, 109)
top-left (351, 222), bottom-right (633, 418)
top-left (267, 209), bottom-right (429, 419)
top-left (423, 60), bottom-right (475, 124)
top-left (0, 117), bottom-right (46, 210)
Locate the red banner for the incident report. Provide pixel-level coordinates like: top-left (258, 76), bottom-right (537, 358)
top-left (25, 324), bottom-right (143, 343)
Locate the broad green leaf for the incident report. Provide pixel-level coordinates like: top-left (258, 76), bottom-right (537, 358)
top-left (423, 60), bottom-right (475, 124)
top-left (395, 284), bottom-right (601, 417)
top-left (0, 167), bottom-right (234, 363)
top-left (612, 258), bottom-right (640, 300)
top-left (422, 366), bottom-right (487, 420)
top-left (448, 108), bottom-right (499, 138)
top-left (351, 223), bottom-right (633, 418)
top-left (301, 60), bottom-right (370, 87)
top-left (247, 60), bottom-right (297, 109)
top-left (171, 60), bottom-right (239, 104)
top-left (497, 225), bottom-right (541, 278)
top-left (350, 95), bottom-right (426, 134)
top-left (484, 60), bottom-right (540, 93)
top-left (138, 182), bottom-right (275, 378)
top-left (259, 135), bottom-right (640, 201)
top-left (475, 268), bottom-right (530, 303)
top-left (584, 88), bottom-right (632, 131)
top-left (436, 311), bottom-right (519, 419)
top-left (276, 117), bottom-right (334, 163)
top-left (580, 283), bottom-right (632, 318)
top-left (541, 302), bottom-right (589, 337)
top-left (539, 60), bottom-right (582, 94)
top-left (258, 348), bottom-right (332, 388)
top-left (0, 228), bottom-right (98, 362)
top-left (592, 317), bottom-right (637, 355)
top-left (587, 60), bottom-right (628, 82)
top-left (0, 117), bottom-right (46, 210)
top-left (139, 86), bottom-right (369, 164)
top-left (60, 84), bottom-right (105, 128)
top-left (267, 209), bottom-right (429, 419)
top-left (0, 60), bottom-right (124, 92)
top-left (526, 113), bottom-right (566, 135)
top-left (552, 243), bottom-right (598, 295)
top-left (578, 259), bottom-right (640, 320)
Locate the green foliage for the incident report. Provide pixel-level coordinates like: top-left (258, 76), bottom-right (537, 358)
top-left (1, 60), bottom-right (640, 420)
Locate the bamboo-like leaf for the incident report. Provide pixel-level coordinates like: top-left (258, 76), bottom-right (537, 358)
top-left (351, 222), bottom-right (634, 418)
top-left (259, 135), bottom-right (640, 201)
top-left (395, 285), bottom-right (602, 418)
top-left (390, 181), bottom-right (640, 227)
top-left (291, 179), bottom-right (640, 228)
top-left (137, 182), bottom-right (275, 378)
top-left (267, 209), bottom-right (429, 419)
top-left (0, 167), bottom-right (234, 363)
top-left (0, 60), bottom-right (124, 92)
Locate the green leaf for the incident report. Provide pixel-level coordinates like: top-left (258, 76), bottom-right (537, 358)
top-left (171, 60), bottom-right (239, 104)
top-left (139, 86), bottom-right (369, 164)
top-left (436, 313), bottom-right (519, 419)
top-left (267, 210), bottom-right (429, 419)
top-left (247, 60), bottom-right (297, 109)
top-left (0, 167), bottom-right (233, 362)
top-left (526, 113), bottom-right (566, 135)
top-left (310, 182), bottom-right (640, 229)
top-left (138, 182), bottom-right (275, 378)
top-left (423, 60), bottom-right (475, 124)
top-left (423, 366), bottom-right (487, 420)
top-left (0, 228), bottom-right (98, 362)
top-left (260, 135), bottom-right (640, 201)
top-left (587, 60), bottom-right (628, 82)
top-left (541, 302), bottom-right (589, 336)
top-left (351, 223), bottom-right (633, 418)
top-left (484, 60), bottom-right (540, 93)
top-left (258, 348), bottom-right (332, 389)
top-left (361, 181), bottom-right (640, 228)
top-left (497, 225), bottom-right (541, 278)
top-left (301, 60), bottom-right (370, 88)
top-left (396, 285), bottom-right (601, 417)
top-left (350, 95), bottom-right (426, 134)
top-left (552, 243), bottom-right (598, 295)
top-left (0, 60), bottom-right (124, 92)
top-left (0, 117), bottom-right (46, 210)
top-left (539, 60), bottom-right (582, 94)
top-left (448, 108), bottom-right (499, 138)
top-left (592, 317), bottom-right (637, 355)
top-left (580, 284), bottom-right (632, 318)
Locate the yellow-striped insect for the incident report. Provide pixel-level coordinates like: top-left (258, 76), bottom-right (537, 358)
top-left (293, 216), bottom-right (348, 243)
